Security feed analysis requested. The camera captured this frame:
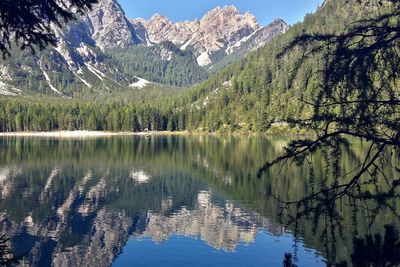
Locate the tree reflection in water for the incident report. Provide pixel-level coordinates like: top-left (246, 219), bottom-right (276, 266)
top-left (0, 234), bottom-right (19, 266)
top-left (283, 253), bottom-right (298, 267)
top-left (283, 220), bottom-right (400, 267)
top-left (267, 1), bottom-right (400, 265)
top-left (274, 143), bottom-right (400, 266)
top-left (348, 225), bottom-right (400, 267)
top-left (0, 136), bottom-right (398, 266)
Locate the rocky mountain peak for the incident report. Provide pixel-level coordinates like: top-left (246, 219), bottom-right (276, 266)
top-left (150, 13), bottom-right (170, 23)
top-left (84, 0), bottom-right (141, 49)
top-left (199, 5), bottom-right (260, 45)
top-left (201, 5), bottom-right (257, 26)
top-left (274, 18), bottom-right (289, 32)
top-left (203, 5), bottom-right (238, 16)
top-left (200, 5), bottom-right (257, 29)
top-left (132, 5), bottom-right (274, 67)
top-left (0, 1), bottom-right (287, 96)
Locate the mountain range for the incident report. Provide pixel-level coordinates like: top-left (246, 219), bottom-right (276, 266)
top-left (0, 0), bottom-right (382, 135)
top-left (0, 0), bottom-right (287, 97)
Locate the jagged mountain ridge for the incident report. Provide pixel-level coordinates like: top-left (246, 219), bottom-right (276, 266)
top-left (0, 0), bottom-right (147, 97)
top-left (0, 0), bottom-right (287, 97)
top-left (131, 6), bottom-right (288, 67)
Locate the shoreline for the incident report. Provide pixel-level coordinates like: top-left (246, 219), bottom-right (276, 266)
top-left (0, 127), bottom-right (314, 138)
top-left (0, 130), bottom-right (186, 138)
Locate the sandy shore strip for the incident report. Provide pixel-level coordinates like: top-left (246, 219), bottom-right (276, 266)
top-left (0, 131), bottom-right (157, 138)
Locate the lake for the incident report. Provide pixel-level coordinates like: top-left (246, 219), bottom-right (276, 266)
top-left (0, 136), bottom-right (398, 266)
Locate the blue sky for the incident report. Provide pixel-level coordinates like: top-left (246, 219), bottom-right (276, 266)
top-left (118, 0), bottom-right (322, 26)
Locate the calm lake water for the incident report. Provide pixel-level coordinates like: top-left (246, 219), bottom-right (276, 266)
top-left (0, 136), bottom-right (398, 266)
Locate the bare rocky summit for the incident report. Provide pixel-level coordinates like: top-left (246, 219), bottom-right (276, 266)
top-left (131, 5), bottom-right (288, 67)
top-left (53, 0), bottom-right (288, 69)
top-left (0, 0), bottom-right (288, 96)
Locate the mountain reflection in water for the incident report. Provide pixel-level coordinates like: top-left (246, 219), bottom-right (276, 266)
top-left (137, 190), bottom-right (283, 250)
top-left (0, 136), bottom-right (397, 266)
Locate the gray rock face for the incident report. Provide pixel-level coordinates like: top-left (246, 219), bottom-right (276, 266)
top-left (0, 0), bottom-right (288, 96)
top-left (50, 0), bottom-right (143, 78)
top-left (84, 0), bottom-right (142, 49)
top-left (131, 6), bottom-right (288, 67)
top-left (226, 19), bottom-right (289, 56)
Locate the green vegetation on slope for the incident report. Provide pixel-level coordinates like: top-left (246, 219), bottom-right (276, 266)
top-left (109, 41), bottom-right (208, 87)
top-left (0, 0), bottom-right (396, 133)
top-left (175, 0), bottom-right (390, 132)
top-left (0, 41), bottom-right (208, 97)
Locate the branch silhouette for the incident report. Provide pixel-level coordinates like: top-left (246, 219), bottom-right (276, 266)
top-left (264, 2), bottom-right (400, 264)
top-left (259, 0), bottom-right (400, 197)
top-left (0, 0), bottom-right (98, 58)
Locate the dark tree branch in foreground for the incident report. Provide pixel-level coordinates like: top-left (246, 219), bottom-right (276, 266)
top-left (259, 0), bottom-right (400, 195)
top-left (0, 0), bottom-right (98, 58)
top-left (259, 1), bottom-right (400, 263)
top-left (259, 1), bottom-right (400, 264)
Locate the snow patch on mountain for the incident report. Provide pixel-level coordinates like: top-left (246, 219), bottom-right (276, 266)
top-left (40, 66), bottom-right (62, 95)
top-left (160, 47), bottom-right (173, 61)
top-left (130, 77), bottom-right (151, 89)
top-left (197, 52), bottom-right (212, 67)
top-left (0, 81), bottom-right (22, 96)
top-left (86, 64), bottom-right (106, 81)
top-left (75, 72), bottom-right (93, 88)
top-left (226, 28), bottom-right (261, 55)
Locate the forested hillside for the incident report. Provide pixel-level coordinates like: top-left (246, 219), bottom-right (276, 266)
top-left (0, 0), bottom-right (396, 133)
top-left (110, 42), bottom-right (208, 87)
top-left (175, 0), bottom-right (390, 132)
top-left (0, 41), bottom-right (207, 97)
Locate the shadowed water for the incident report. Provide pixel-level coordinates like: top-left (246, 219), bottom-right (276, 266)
top-left (0, 136), bottom-right (398, 266)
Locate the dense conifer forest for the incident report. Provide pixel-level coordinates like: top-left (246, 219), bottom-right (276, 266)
top-left (0, 0), bottom-right (397, 133)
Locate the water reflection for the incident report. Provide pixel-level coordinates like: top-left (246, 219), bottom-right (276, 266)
top-left (136, 190), bottom-right (283, 251)
top-left (0, 136), bottom-right (398, 266)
